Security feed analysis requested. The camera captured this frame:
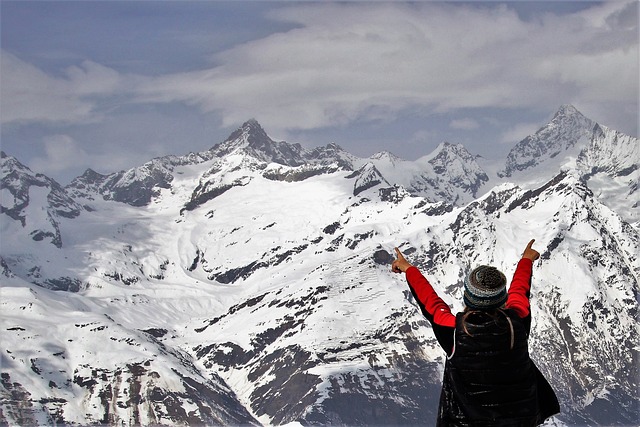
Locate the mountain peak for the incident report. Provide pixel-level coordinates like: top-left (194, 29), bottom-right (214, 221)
top-left (427, 142), bottom-right (488, 195)
top-left (1, 152), bottom-right (83, 247)
top-left (423, 141), bottom-right (476, 166)
top-left (1, 151), bottom-right (36, 179)
top-left (211, 119), bottom-right (305, 167)
top-left (241, 118), bottom-right (266, 137)
top-left (78, 168), bottom-right (109, 183)
top-left (434, 141), bottom-right (463, 154)
top-left (554, 104), bottom-right (581, 119)
top-left (224, 119), bottom-right (271, 148)
top-left (548, 104), bottom-right (593, 130)
top-left (370, 151), bottom-right (401, 163)
top-left (499, 105), bottom-right (595, 177)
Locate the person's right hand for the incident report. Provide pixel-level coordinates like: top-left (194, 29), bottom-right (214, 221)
top-left (392, 247), bottom-right (413, 273)
top-left (522, 239), bottom-right (540, 261)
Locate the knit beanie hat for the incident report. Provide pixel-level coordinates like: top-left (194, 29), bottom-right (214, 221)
top-left (464, 265), bottom-right (507, 310)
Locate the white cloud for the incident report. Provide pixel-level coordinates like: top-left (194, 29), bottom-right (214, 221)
top-left (30, 133), bottom-right (140, 179)
top-left (31, 134), bottom-right (91, 174)
top-left (0, 51), bottom-right (126, 125)
top-left (133, 1), bottom-right (637, 135)
top-left (1, 52), bottom-right (92, 124)
top-left (64, 60), bottom-right (124, 96)
top-left (2, 1), bottom-right (637, 139)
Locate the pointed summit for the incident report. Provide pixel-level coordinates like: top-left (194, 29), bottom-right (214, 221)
top-left (1, 152), bottom-right (83, 248)
top-left (211, 119), bottom-right (306, 166)
top-left (349, 162), bottom-right (390, 196)
top-left (426, 142), bottom-right (477, 171)
top-left (499, 105), bottom-right (595, 178)
top-left (420, 141), bottom-right (489, 202)
top-left (233, 119), bottom-right (270, 146)
top-left (548, 104), bottom-right (593, 131)
top-left (370, 151), bottom-right (402, 164)
top-left (65, 168), bottom-right (111, 201)
top-left (553, 104), bottom-right (581, 118)
top-left (210, 119), bottom-right (272, 155)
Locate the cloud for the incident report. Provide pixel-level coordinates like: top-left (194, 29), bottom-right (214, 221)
top-left (30, 134), bottom-right (91, 174)
top-left (132, 1), bottom-right (637, 135)
top-left (450, 118), bottom-right (480, 130)
top-left (0, 51), bottom-right (126, 125)
top-left (30, 132), bottom-right (145, 180)
top-left (2, 1), bottom-right (637, 139)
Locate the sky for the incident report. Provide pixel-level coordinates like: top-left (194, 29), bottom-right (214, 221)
top-left (1, 0), bottom-right (638, 184)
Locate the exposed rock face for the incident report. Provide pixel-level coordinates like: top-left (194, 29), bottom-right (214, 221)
top-left (1, 151), bottom-right (83, 248)
top-left (348, 162), bottom-right (390, 196)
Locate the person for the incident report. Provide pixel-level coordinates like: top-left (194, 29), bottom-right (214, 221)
top-left (392, 239), bottom-right (559, 426)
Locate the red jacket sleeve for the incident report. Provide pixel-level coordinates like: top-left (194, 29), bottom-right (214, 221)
top-left (506, 258), bottom-right (533, 318)
top-left (405, 267), bottom-right (456, 328)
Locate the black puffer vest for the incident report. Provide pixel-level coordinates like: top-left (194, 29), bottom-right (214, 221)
top-left (437, 309), bottom-right (559, 426)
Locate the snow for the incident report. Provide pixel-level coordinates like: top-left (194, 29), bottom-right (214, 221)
top-left (587, 171), bottom-right (639, 227)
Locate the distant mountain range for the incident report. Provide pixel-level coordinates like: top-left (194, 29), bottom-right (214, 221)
top-left (1, 105), bottom-right (638, 426)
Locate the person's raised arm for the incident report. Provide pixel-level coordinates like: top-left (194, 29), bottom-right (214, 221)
top-left (392, 247), bottom-right (455, 328)
top-left (507, 239), bottom-right (540, 318)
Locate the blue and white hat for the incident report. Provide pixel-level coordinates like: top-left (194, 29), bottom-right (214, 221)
top-left (464, 265), bottom-right (507, 310)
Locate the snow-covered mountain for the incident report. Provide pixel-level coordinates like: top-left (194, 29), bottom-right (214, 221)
top-left (1, 151), bottom-right (83, 250)
top-left (365, 142), bottom-right (489, 206)
top-left (498, 104), bottom-right (639, 226)
top-left (64, 119), bottom-right (486, 209)
top-left (1, 106), bottom-right (638, 426)
top-left (498, 104), bottom-right (595, 178)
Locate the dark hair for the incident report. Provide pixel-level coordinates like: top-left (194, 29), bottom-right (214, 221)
top-left (460, 307), bottom-right (515, 350)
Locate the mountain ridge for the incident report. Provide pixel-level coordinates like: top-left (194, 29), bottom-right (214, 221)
top-left (55, 105), bottom-right (638, 221)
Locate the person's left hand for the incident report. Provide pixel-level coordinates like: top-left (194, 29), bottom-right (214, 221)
top-left (392, 247), bottom-right (413, 273)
